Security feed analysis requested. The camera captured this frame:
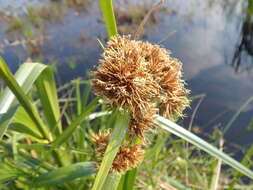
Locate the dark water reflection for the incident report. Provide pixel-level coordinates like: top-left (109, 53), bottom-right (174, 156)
top-left (0, 0), bottom-right (253, 146)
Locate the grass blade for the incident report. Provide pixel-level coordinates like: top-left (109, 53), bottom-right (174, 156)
top-left (0, 106), bottom-right (18, 138)
top-left (51, 97), bottom-right (99, 147)
top-left (210, 139), bottom-right (223, 190)
top-left (0, 58), bottom-right (47, 139)
top-left (35, 66), bottom-right (62, 136)
top-left (103, 172), bottom-right (121, 190)
top-left (75, 79), bottom-right (82, 115)
top-left (82, 83), bottom-right (91, 107)
top-left (120, 168), bottom-right (137, 190)
top-left (0, 57), bottom-right (51, 141)
top-left (33, 162), bottom-right (96, 187)
top-left (98, 0), bottom-right (118, 37)
top-left (228, 145), bottom-right (253, 189)
top-left (92, 110), bottom-right (130, 190)
top-left (0, 161), bottom-right (20, 183)
top-left (156, 115), bottom-right (253, 180)
top-left (10, 107), bottom-right (44, 141)
top-left (223, 96), bottom-right (253, 135)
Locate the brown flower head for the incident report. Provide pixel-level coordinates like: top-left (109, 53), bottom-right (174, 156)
top-left (92, 131), bottom-right (144, 173)
top-left (136, 40), bottom-right (190, 119)
top-left (92, 35), bottom-right (190, 137)
top-left (129, 105), bottom-right (158, 138)
top-left (111, 143), bottom-right (144, 173)
top-left (92, 130), bottom-right (110, 157)
top-left (92, 35), bottom-right (160, 118)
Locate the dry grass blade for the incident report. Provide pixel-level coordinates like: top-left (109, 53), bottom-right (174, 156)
top-left (158, 30), bottom-right (176, 45)
top-left (211, 138), bottom-right (224, 190)
top-left (158, 179), bottom-right (178, 190)
top-left (134, 0), bottom-right (164, 40)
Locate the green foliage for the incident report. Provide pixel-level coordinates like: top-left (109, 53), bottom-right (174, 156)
top-left (0, 58), bottom-right (51, 140)
top-left (98, 0), bottom-right (118, 37)
top-left (92, 110), bottom-right (130, 190)
top-left (33, 162), bottom-right (96, 187)
top-left (0, 57), bottom-right (100, 189)
top-left (117, 168), bottom-right (137, 190)
top-left (0, 56), bottom-right (252, 189)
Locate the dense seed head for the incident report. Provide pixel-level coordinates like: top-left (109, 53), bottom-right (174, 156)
top-left (92, 35), bottom-right (190, 173)
top-left (92, 35), bottom-right (190, 137)
top-left (92, 131), bottom-right (144, 173)
top-left (92, 35), bottom-right (160, 119)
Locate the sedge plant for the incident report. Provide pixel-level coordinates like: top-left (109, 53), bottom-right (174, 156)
top-left (92, 0), bottom-right (253, 189)
top-left (0, 0), bottom-right (252, 190)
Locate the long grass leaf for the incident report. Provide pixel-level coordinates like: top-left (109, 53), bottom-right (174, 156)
top-left (35, 66), bottom-right (62, 136)
top-left (33, 162), bottom-right (96, 187)
top-left (122, 168), bottom-right (137, 190)
top-left (10, 107), bottom-right (45, 141)
top-left (82, 83), bottom-right (91, 107)
top-left (103, 172), bottom-right (121, 190)
top-left (92, 110), bottom-right (129, 190)
top-left (223, 96), bottom-right (253, 135)
top-left (98, 0), bottom-right (118, 37)
top-left (75, 79), bottom-right (82, 115)
top-left (0, 57), bottom-right (51, 140)
top-left (0, 59), bottom-right (47, 139)
top-left (0, 106), bottom-right (18, 138)
top-left (156, 115), bottom-right (253, 180)
top-left (51, 97), bottom-right (99, 147)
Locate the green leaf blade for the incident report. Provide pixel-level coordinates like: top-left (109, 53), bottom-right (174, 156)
top-left (98, 0), bottom-right (118, 38)
top-left (33, 162), bottom-right (96, 187)
top-left (51, 97), bottom-right (99, 147)
top-left (92, 110), bottom-right (130, 190)
top-left (0, 58), bottom-right (51, 140)
top-left (156, 115), bottom-right (253, 180)
top-left (35, 66), bottom-right (62, 136)
top-left (0, 59), bottom-right (48, 139)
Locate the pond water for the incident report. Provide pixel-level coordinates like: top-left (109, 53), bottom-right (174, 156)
top-left (0, 0), bottom-right (253, 148)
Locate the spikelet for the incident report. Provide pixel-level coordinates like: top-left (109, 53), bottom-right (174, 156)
top-left (92, 35), bottom-right (160, 119)
top-left (92, 35), bottom-right (190, 137)
top-left (92, 131), bottom-right (144, 173)
top-left (92, 35), bottom-right (190, 173)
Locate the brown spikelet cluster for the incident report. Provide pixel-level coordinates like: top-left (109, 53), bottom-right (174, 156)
top-left (129, 105), bottom-right (157, 138)
top-left (137, 41), bottom-right (190, 119)
top-left (92, 35), bottom-right (160, 119)
top-left (92, 35), bottom-right (190, 137)
top-left (92, 131), bottom-right (144, 173)
top-left (92, 35), bottom-right (190, 173)
top-left (92, 130), bottom-right (110, 157)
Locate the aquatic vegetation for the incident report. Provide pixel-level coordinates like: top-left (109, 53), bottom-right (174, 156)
top-left (114, 0), bottom-right (167, 34)
top-left (5, 16), bottom-right (26, 35)
top-left (64, 0), bottom-right (92, 10)
top-left (2, 0), bottom-right (91, 58)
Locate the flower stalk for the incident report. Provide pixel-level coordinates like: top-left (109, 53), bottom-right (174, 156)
top-left (91, 109), bottom-right (130, 190)
top-left (93, 1), bottom-right (189, 189)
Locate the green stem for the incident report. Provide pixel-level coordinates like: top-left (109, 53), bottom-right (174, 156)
top-left (103, 172), bottom-right (121, 190)
top-left (92, 110), bottom-right (129, 190)
top-left (98, 0), bottom-right (118, 38)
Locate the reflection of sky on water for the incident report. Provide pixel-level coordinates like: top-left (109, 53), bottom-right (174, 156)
top-left (0, 0), bottom-right (253, 145)
top-left (149, 0), bottom-right (253, 144)
top-left (0, 0), bottom-right (40, 10)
